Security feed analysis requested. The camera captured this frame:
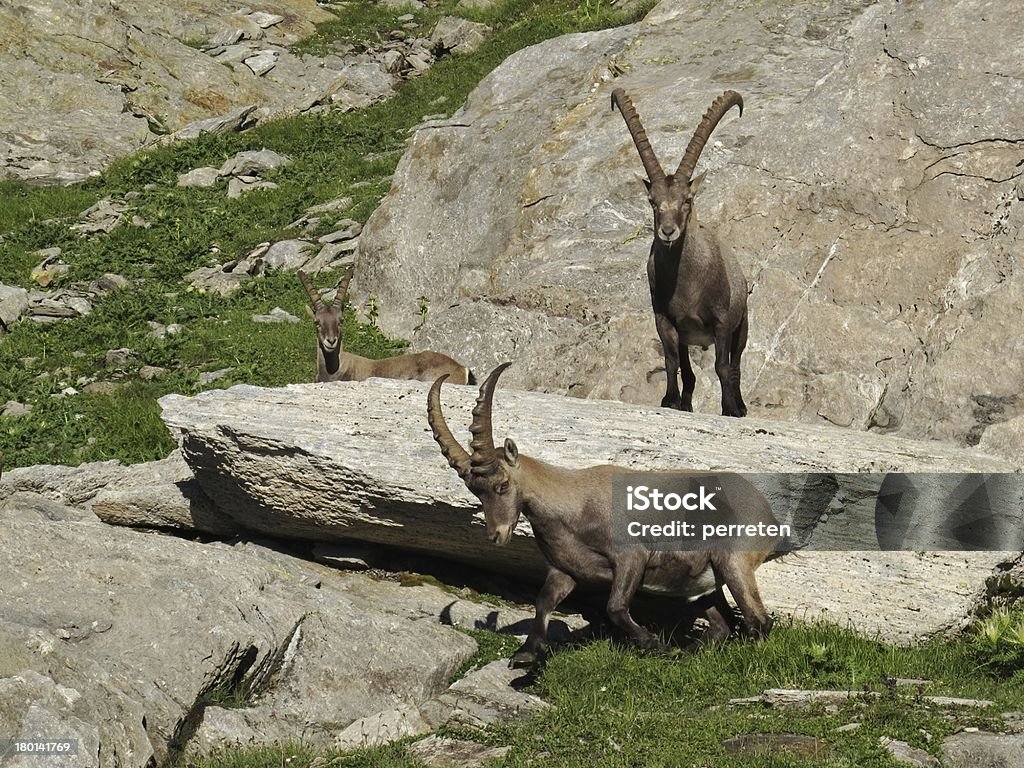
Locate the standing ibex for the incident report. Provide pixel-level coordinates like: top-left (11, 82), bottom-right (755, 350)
top-left (299, 270), bottom-right (472, 384)
top-left (428, 363), bottom-right (778, 666)
top-left (612, 88), bottom-right (749, 417)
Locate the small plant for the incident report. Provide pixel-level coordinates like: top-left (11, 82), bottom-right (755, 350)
top-left (366, 294), bottom-right (379, 328)
top-left (972, 608), bottom-right (1024, 676)
top-left (804, 641), bottom-right (843, 676)
top-left (413, 295), bottom-right (429, 331)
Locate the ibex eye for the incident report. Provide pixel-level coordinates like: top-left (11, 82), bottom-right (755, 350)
top-left (496, 482), bottom-right (510, 495)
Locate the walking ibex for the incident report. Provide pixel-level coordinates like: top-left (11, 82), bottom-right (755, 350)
top-left (428, 363), bottom-right (778, 666)
top-left (299, 270), bottom-right (472, 384)
top-left (612, 88), bottom-right (749, 417)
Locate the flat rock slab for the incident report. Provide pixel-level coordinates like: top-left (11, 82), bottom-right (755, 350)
top-left (0, 492), bottom-right (481, 766)
top-left (160, 379), bottom-right (1020, 643)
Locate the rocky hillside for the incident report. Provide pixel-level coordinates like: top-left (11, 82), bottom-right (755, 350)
top-left (353, 0), bottom-right (1024, 464)
top-left (0, 0), bottom-right (490, 184)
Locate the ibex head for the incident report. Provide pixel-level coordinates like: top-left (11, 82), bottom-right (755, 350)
top-left (611, 88), bottom-right (742, 246)
top-left (428, 362), bottom-right (522, 546)
top-left (299, 269), bottom-right (350, 354)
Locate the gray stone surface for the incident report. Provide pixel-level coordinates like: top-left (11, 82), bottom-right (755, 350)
top-left (0, 0), bottom-right (452, 184)
top-left (0, 283), bottom-right (29, 330)
top-left (406, 735), bottom-right (511, 768)
top-left (0, 492), bottom-right (480, 765)
top-left (353, 0), bottom-right (1024, 465)
top-left (160, 378), bottom-right (1020, 642)
top-left (942, 732), bottom-right (1024, 768)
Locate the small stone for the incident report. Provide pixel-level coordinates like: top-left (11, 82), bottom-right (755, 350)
top-left (227, 178), bottom-right (278, 199)
top-left (90, 273), bottom-right (130, 294)
top-left (252, 307), bottom-right (300, 324)
top-left (209, 28), bottom-right (244, 47)
top-left (2, 401), bottom-right (32, 417)
top-left (263, 240), bottom-right (315, 271)
top-left (879, 736), bottom-right (939, 767)
top-left (243, 50), bottom-right (278, 76)
top-left (219, 149), bottom-right (292, 177)
top-left (177, 167), bottom-right (222, 188)
top-left (318, 221), bottom-right (362, 243)
top-left (199, 368), bottom-right (232, 385)
top-left (247, 11), bottom-right (284, 28)
top-left (139, 366), bottom-right (167, 381)
top-left (30, 249), bottom-right (70, 287)
top-left (104, 348), bottom-right (136, 369)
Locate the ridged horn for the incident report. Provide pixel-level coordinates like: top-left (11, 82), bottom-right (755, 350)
top-left (676, 90), bottom-right (743, 182)
top-left (427, 374), bottom-right (472, 479)
top-left (298, 270), bottom-right (325, 310)
top-left (611, 88), bottom-right (666, 186)
top-left (469, 362), bottom-right (512, 476)
top-left (333, 269), bottom-right (352, 308)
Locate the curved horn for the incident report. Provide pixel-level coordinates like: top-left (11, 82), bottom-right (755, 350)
top-left (611, 88), bottom-right (666, 186)
top-left (676, 90), bottom-right (743, 182)
top-left (427, 374), bottom-right (472, 479)
top-left (298, 270), bottom-right (325, 310)
top-left (333, 269), bottom-right (352, 308)
top-left (469, 362), bottom-right (512, 476)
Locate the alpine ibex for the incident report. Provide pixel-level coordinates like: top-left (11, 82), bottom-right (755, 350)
top-left (612, 88), bottom-right (749, 417)
top-left (298, 270), bottom-right (472, 384)
top-left (428, 363), bottom-right (778, 666)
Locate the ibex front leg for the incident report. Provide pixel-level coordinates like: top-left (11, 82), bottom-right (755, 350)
top-left (655, 314), bottom-right (688, 410)
top-left (512, 568), bottom-right (576, 667)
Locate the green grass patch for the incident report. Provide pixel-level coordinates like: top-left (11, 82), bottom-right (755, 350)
top-left (176, 614), bottom-right (1024, 768)
top-left (0, 0), bottom-right (652, 470)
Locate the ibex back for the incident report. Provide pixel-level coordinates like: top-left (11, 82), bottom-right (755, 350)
top-left (299, 270), bottom-right (472, 384)
top-left (612, 88), bottom-right (750, 417)
top-left (428, 363), bottom-right (777, 667)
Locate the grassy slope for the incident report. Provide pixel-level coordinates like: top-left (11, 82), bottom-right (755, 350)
top-left (0, 0), bottom-right (646, 468)
top-left (186, 617), bottom-right (1024, 767)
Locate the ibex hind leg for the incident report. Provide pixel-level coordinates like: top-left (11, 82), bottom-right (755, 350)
top-left (714, 556), bottom-right (773, 639)
top-left (714, 332), bottom-right (744, 417)
top-left (729, 314), bottom-right (748, 417)
top-left (700, 586), bottom-right (741, 645)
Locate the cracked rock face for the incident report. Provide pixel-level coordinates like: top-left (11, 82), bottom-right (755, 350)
top-left (354, 0), bottom-right (1024, 461)
top-left (0, 491), bottom-right (480, 764)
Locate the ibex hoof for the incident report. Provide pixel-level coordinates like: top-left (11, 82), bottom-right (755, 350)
top-left (635, 634), bottom-right (667, 653)
top-left (509, 648), bottom-right (539, 668)
top-left (661, 396), bottom-right (688, 411)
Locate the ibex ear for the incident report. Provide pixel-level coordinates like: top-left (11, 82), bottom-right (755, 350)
top-left (304, 304), bottom-right (316, 320)
top-left (688, 171), bottom-right (707, 195)
top-left (503, 438), bottom-right (519, 467)
top-left (640, 175), bottom-right (652, 192)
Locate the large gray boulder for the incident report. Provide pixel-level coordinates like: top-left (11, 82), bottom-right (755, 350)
top-left (159, 378), bottom-right (1021, 643)
top-left (0, 490), bottom-right (523, 764)
top-left (353, 0), bottom-right (1024, 461)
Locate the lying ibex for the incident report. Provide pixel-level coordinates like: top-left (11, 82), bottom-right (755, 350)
top-left (612, 88), bottom-right (749, 417)
top-left (428, 363), bottom-right (778, 666)
top-left (298, 270), bottom-right (472, 384)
